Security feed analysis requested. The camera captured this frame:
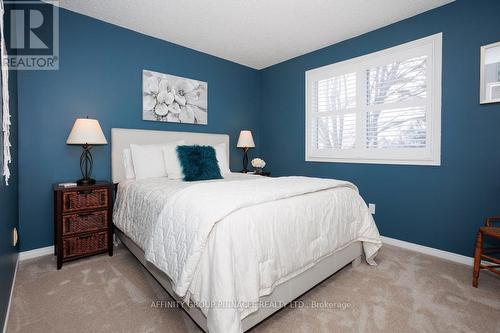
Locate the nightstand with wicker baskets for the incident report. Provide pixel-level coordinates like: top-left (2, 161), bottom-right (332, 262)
top-left (53, 181), bottom-right (113, 269)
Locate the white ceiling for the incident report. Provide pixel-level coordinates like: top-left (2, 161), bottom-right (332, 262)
top-left (53, 0), bottom-right (454, 69)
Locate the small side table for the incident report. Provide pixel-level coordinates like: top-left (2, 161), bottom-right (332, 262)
top-left (53, 181), bottom-right (113, 269)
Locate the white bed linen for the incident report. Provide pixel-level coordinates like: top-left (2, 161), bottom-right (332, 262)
top-left (113, 174), bottom-right (253, 249)
top-left (113, 174), bottom-right (381, 333)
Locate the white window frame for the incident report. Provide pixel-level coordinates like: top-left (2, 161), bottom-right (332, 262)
top-left (305, 33), bottom-right (442, 166)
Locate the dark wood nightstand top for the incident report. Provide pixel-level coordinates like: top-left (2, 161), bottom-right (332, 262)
top-left (53, 181), bottom-right (112, 192)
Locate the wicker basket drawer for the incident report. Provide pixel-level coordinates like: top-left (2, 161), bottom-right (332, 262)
top-left (62, 210), bottom-right (108, 236)
top-left (62, 188), bottom-right (108, 212)
top-left (63, 231), bottom-right (108, 258)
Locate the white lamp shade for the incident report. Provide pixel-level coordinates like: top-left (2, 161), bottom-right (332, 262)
top-left (66, 118), bottom-right (107, 145)
top-left (237, 130), bottom-right (255, 148)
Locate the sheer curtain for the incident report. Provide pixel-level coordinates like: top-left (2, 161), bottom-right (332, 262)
top-left (0, 0), bottom-right (10, 185)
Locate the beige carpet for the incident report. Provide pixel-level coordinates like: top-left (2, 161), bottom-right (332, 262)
top-left (6, 244), bottom-right (500, 333)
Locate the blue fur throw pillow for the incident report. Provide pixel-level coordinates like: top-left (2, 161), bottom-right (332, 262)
top-left (176, 145), bottom-right (223, 181)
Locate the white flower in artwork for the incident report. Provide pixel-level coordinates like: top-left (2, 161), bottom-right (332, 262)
top-left (143, 94), bottom-right (156, 111)
top-left (157, 90), bottom-right (175, 105)
top-left (166, 113), bottom-right (180, 122)
top-left (173, 80), bottom-right (195, 106)
top-left (158, 79), bottom-right (171, 93)
top-left (188, 105), bottom-right (207, 124)
top-left (176, 79), bottom-right (199, 95)
top-left (185, 87), bottom-right (207, 109)
top-left (168, 102), bottom-right (182, 114)
top-left (143, 76), bottom-right (159, 94)
top-left (174, 92), bottom-right (186, 106)
top-left (179, 105), bottom-right (195, 123)
top-left (143, 70), bottom-right (208, 124)
top-left (154, 103), bottom-right (169, 116)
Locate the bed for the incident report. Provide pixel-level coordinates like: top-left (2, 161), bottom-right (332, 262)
top-left (111, 128), bottom-right (382, 333)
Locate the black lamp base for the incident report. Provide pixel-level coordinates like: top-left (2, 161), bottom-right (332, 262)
top-left (77, 178), bottom-right (96, 186)
top-left (240, 147), bottom-right (250, 173)
top-left (77, 144), bottom-right (95, 186)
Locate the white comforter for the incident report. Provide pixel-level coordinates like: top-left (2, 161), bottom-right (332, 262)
top-left (114, 174), bottom-right (381, 333)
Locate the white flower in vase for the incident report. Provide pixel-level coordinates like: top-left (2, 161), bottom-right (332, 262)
top-left (251, 158), bottom-right (266, 173)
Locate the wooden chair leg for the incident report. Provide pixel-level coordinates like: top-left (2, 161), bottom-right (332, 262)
top-left (472, 231), bottom-right (483, 288)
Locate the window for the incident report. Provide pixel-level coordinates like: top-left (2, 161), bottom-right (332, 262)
top-left (306, 33), bottom-right (442, 165)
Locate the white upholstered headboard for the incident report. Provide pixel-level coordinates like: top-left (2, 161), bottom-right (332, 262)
top-left (111, 128), bottom-right (230, 183)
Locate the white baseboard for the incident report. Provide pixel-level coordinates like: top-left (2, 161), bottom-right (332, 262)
top-left (2, 254), bottom-right (19, 333)
top-left (18, 246), bottom-right (54, 261)
top-left (381, 236), bottom-right (473, 266)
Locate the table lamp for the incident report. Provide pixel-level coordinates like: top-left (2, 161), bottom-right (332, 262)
top-left (66, 118), bottom-right (107, 185)
top-left (236, 130), bottom-right (255, 173)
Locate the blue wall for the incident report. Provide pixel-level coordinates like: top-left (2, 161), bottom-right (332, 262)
top-left (260, 0), bottom-right (500, 257)
top-left (17, 6), bottom-right (261, 251)
top-left (0, 57), bottom-right (18, 328)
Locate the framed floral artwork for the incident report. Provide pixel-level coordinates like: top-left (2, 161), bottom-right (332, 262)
top-left (143, 70), bottom-right (208, 124)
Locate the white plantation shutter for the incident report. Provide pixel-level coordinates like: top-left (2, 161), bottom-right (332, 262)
top-left (311, 73), bottom-right (356, 150)
top-left (365, 55), bottom-right (427, 149)
top-left (306, 34), bottom-right (442, 165)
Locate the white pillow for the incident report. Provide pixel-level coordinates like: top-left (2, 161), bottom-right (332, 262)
top-left (213, 143), bottom-right (231, 174)
top-left (162, 141), bottom-right (186, 180)
top-left (130, 143), bottom-right (169, 180)
top-left (122, 148), bottom-right (136, 179)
